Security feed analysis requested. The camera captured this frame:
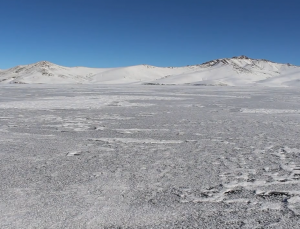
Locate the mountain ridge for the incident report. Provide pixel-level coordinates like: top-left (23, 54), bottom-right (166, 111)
top-left (0, 56), bottom-right (299, 86)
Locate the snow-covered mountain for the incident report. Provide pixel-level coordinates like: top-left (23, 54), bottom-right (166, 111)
top-left (0, 61), bottom-right (109, 84)
top-left (0, 56), bottom-right (299, 86)
top-left (155, 56), bottom-right (300, 87)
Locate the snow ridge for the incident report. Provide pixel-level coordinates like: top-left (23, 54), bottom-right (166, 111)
top-left (0, 56), bottom-right (299, 87)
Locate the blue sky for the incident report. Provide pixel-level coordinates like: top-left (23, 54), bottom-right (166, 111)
top-left (0, 0), bottom-right (299, 69)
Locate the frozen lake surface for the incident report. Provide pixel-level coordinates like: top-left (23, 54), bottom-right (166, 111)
top-left (1, 85), bottom-right (300, 228)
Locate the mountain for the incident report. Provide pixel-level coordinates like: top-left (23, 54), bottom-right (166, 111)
top-left (0, 56), bottom-right (299, 86)
top-left (155, 56), bottom-right (300, 87)
top-left (0, 61), bottom-right (109, 84)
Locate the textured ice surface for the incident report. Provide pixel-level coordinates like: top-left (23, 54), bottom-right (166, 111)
top-left (0, 85), bottom-right (300, 228)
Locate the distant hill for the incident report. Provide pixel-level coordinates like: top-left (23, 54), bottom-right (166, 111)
top-left (0, 56), bottom-right (299, 87)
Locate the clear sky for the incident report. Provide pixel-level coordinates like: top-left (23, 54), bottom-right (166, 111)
top-left (0, 0), bottom-right (299, 69)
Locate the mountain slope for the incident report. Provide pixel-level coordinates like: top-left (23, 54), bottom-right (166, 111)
top-left (0, 56), bottom-right (299, 86)
top-left (91, 65), bottom-right (189, 84)
top-left (0, 61), bottom-right (109, 84)
top-left (154, 56), bottom-right (300, 86)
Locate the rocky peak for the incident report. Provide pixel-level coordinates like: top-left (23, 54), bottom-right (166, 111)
top-left (232, 55), bottom-right (251, 60)
top-left (33, 61), bottom-right (55, 68)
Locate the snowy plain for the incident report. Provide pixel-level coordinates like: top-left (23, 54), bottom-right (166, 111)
top-left (1, 84), bottom-right (300, 228)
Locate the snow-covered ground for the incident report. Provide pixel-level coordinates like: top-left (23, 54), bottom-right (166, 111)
top-left (0, 84), bottom-right (300, 228)
top-left (1, 56), bottom-right (300, 87)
